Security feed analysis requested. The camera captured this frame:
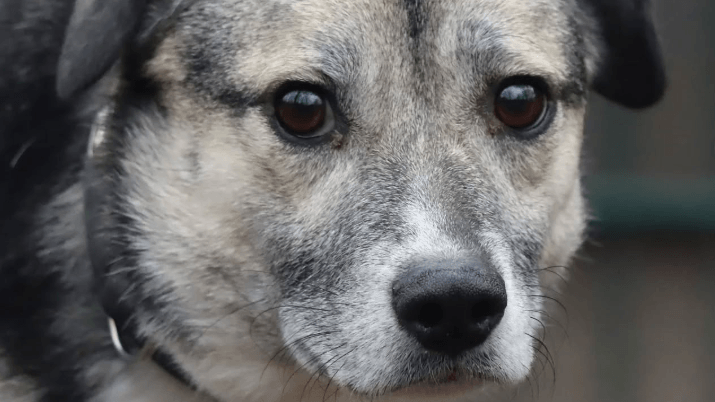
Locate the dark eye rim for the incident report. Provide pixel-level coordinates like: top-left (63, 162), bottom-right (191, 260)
top-left (270, 81), bottom-right (338, 146)
top-left (493, 75), bottom-right (555, 140)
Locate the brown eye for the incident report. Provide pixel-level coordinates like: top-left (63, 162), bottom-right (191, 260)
top-left (275, 89), bottom-right (330, 137)
top-left (494, 84), bottom-right (547, 129)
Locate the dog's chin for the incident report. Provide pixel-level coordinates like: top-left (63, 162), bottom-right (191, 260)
top-left (389, 379), bottom-right (483, 400)
top-left (374, 371), bottom-right (496, 401)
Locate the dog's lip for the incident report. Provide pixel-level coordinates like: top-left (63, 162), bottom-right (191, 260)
top-left (387, 370), bottom-right (487, 398)
top-left (389, 376), bottom-right (484, 398)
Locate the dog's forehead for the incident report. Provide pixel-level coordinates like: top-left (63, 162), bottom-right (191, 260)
top-left (179, 0), bottom-right (574, 92)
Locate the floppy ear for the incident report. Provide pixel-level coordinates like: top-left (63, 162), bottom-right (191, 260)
top-left (583, 0), bottom-right (666, 109)
top-left (56, 0), bottom-right (188, 99)
top-left (56, 0), bottom-right (147, 99)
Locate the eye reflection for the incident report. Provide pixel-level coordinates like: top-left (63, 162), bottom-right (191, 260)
top-left (494, 84), bottom-right (546, 130)
top-left (276, 89), bottom-right (327, 136)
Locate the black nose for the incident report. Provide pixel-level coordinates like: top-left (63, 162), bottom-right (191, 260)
top-left (392, 259), bottom-right (507, 357)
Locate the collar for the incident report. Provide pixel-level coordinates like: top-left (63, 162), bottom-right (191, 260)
top-left (90, 106), bottom-right (198, 391)
top-left (107, 316), bottom-right (199, 390)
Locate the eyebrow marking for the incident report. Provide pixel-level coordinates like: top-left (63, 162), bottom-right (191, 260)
top-left (404, 0), bottom-right (427, 40)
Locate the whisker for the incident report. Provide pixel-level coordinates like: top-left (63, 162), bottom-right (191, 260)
top-left (322, 348), bottom-right (355, 402)
top-left (535, 265), bottom-right (569, 285)
top-left (528, 314), bottom-right (548, 335)
top-left (261, 330), bottom-right (337, 383)
top-left (525, 333), bottom-right (556, 385)
top-left (191, 298), bottom-right (267, 342)
top-left (300, 345), bottom-right (347, 402)
top-left (525, 294), bottom-right (568, 315)
top-left (286, 343), bottom-right (346, 402)
top-left (527, 308), bottom-right (569, 339)
top-left (234, 269), bottom-right (351, 299)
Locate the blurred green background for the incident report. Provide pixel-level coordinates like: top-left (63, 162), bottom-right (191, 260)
top-left (510, 1), bottom-right (715, 401)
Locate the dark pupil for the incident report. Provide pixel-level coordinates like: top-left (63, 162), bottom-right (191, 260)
top-left (278, 90), bottom-right (325, 134)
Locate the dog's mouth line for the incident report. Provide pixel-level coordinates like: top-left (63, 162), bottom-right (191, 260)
top-left (337, 368), bottom-right (498, 398)
top-left (286, 357), bottom-right (497, 398)
top-left (382, 372), bottom-right (493, 398)
top-left (290, 344), bottom-right (500, 394)
top-left (404, 369), bottom-right (493, 386)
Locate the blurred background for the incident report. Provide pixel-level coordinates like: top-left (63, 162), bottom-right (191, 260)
top-left (510, 1), bottom-right (715, 401)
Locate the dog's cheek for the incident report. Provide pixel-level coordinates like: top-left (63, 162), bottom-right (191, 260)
top-left (496, 105), bottom-right (587, 275)
top-left (107, 97), bottom-right (282, 342)
top-left (537, 107), bottom-right (588, 287)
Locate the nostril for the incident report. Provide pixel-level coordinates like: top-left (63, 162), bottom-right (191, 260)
top-left (471, 299), bottom-right (502, 322)
top-left (417, 302), bottom-right (442, 328)
top-left (392, 260), bottom-right (508, 356)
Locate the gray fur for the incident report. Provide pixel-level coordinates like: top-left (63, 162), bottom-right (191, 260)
top-left (0, 0), bottom-right (664, 401)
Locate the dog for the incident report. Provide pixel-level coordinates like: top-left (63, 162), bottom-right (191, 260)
top-left (0, 0), bottom-right (665, 401)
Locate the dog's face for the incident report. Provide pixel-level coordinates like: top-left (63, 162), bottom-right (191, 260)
top-left (70, 0), bottom-right (663, 400)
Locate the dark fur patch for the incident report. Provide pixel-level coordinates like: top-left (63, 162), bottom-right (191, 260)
top-left (404, 0), bottom-right (427, 40)
top-left (0, 0), bottom-right (74, 180)
top-left (0, 4), bottom-right (94, 394)
top-left (180, 13), bottom-right (255, 111)
top-left (0, 108), bottom-right (102, 402)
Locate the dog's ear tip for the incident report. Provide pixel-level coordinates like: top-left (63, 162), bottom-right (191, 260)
top-left (55, 56), bottom-right (100, 100)
top-left (55, 61), bottom-right (76, 100)
top-left (614, 91), bottom-right (666, 110)
top-left (584, 0), bottom-right (667, 109)
top-left (55, 0), bottom-right (149, 101)
top-left (626, 79), bottom-right (667, 109)
top-left (594, 67), bottom-right (667, 109)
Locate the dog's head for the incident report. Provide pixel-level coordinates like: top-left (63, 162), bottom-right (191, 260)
top-left (63, 0), bottom-right (664, 400)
